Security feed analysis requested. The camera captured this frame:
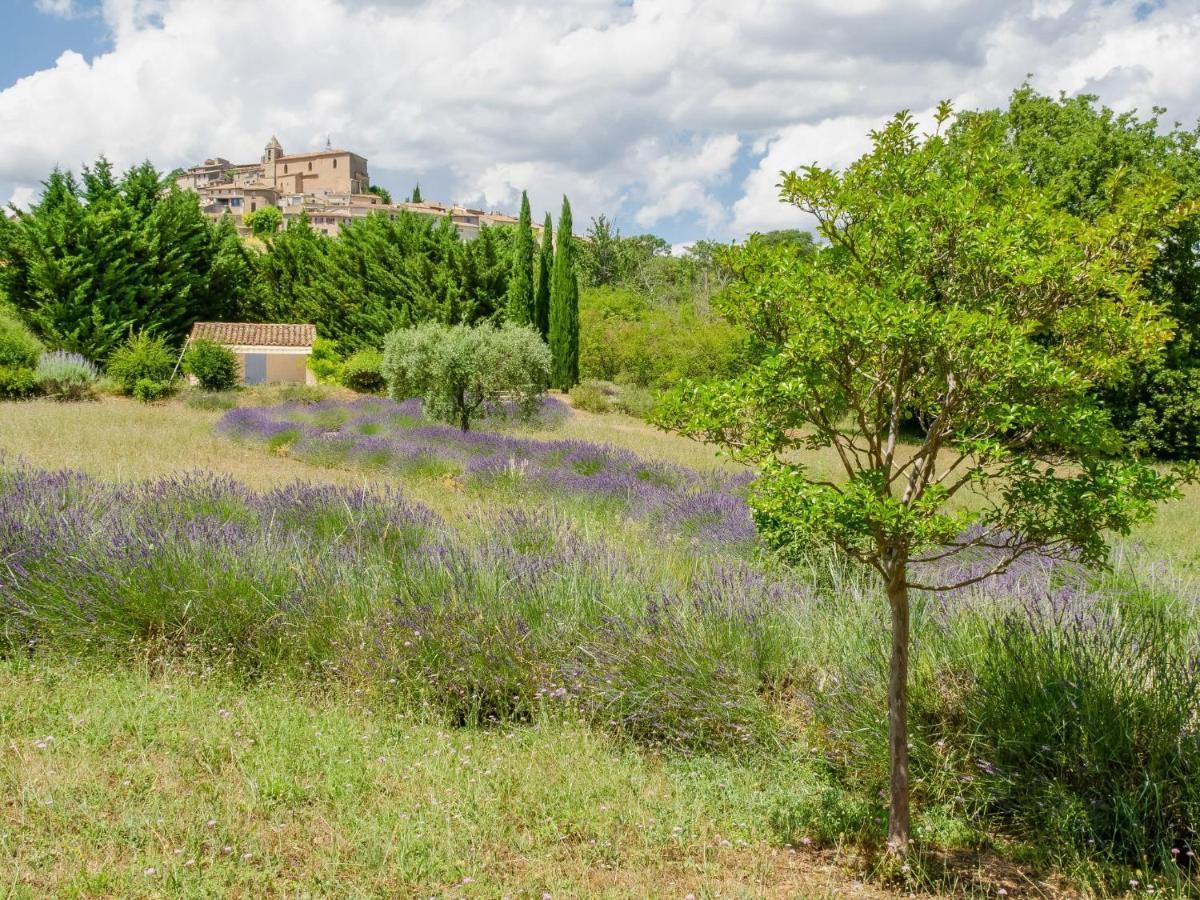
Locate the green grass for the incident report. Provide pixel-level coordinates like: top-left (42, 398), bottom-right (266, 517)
top-left (0, 656), bottom-right (898, 899)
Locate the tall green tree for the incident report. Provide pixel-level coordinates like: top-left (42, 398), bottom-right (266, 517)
top-left (579, 214), bottom-right (621, 286)
top-left (535, 212), bottom-right (553, 341)
top-left (549, 196), bottom-right (579, 389)
top-left (657, 105), bottom-right (1191, 853)
top-left (983, 84), bottom-right (1200, 458)
top-left (0, 159), bottom-right (251, 360)
top-left (506, 191), bottom-right (535, 325)
top-left (409, 184), bottom-right (423, 203)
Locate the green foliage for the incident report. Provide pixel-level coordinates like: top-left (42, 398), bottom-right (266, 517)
top-left (657, 104), bottom-right (1191, 849)
top-left (535, 212), bottom-right (553, 341)
top-left (505, 191), bottom-right (535, 326)
top-left (249, 211), bottom-right (512, 353)
top-left (307, 337), bottom-right (343, 384)
top-left (381, 322), bottom-right (551, 430)
top-left (0, 309), bottom-right (44, 399)
top-left (0, 158), bottom-right (253, 361)
top-left (183, 338), bottom-right (239, 391)
top-left (969, 609), bottom-right (1200, 866)
top-left (549, 196), bottom-right (580, 390)
top-left (132, 378), bottom-right (174, 403)
top-left (987, 84), bottom-right (1200, 458)
top-left (568, 379), bottom-right (617, 413)
top-left (409, 183), bottom-right (422, 204)
top-left (35, 350), bottom-right (99, 401)
top-left (579, 286), bottom-right (744, 390)
top-left (0, 308), bottom-right (42, 370)
top-left (340, 348), bottom-right (386, 394)
top-left (1103, 365), bottom-right (1200, 459)
top-left (0, 365), bottom-right (38, 399)
top-left (243, 205), bottom-right (282, 238)
top-left (366, 184), bottom-right (392, 205)
top-left (106, 331), bottom-right (177, 398)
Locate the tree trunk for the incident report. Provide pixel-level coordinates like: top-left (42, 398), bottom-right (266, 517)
top-left (886, 568), bottom-right (911, 855)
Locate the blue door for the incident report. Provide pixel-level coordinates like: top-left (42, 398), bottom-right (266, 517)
top-left (244, 354), bottom-right (267, 385)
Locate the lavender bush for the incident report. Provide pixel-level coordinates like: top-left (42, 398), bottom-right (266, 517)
top-left (2, 457), bottom-right (1197, 875)
top-left (217, 397), bottom-right (757, 547)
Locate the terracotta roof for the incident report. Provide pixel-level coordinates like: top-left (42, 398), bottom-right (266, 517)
top-left (190, 322), bottom-right (316, 347)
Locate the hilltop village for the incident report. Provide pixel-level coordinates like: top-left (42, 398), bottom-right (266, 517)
top-left (176, 136), bottom-right (534, 239)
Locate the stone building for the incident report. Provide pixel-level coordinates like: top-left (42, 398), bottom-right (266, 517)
top-left (177, 137), bottom-right (541, 241)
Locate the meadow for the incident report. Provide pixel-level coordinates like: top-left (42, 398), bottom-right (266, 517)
top-left (2, 389), bottom-right (1199, 898)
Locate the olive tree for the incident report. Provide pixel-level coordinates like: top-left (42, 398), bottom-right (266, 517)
top-left (381, 322), bottom-right (550, 431)
top-left (656, 104), bottom-right (1193, 853)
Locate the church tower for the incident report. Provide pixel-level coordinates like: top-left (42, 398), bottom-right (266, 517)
top-left (263, 136), bottom-right (284, 186)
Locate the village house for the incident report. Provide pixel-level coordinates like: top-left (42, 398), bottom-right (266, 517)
top-left (177, 138), bottom-right (539, 240)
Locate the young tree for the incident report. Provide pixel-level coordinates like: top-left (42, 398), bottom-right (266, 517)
top-left (409, 183), bottom-right (423, 203)
top-left (244, 205), bottom-right (282, 238)
top-left (656, 105), bottom-right (1192, 853)
top-left (535, 212), bottom-right (553, 341)
top-left (506, 191), bottom-right (535, 325)
top-left (381, 322), bottom-right (551, 430)
top-left (549, 196), bottom-right (579, 389)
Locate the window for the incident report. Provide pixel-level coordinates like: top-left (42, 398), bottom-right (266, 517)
top-left (250, 202), bottom-right (257, 212)
top-left (308, 161), bottom-right (312, 171)
top-left (332, 158), bottom-right (337, 168)
top-left (230, 198), bottom-right (242, 207)
top-left (284, 164), bottom-right (288, 173)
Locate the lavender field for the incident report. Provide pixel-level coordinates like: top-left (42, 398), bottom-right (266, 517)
top-left (2, 396), bottom-right (1199, 895)
top-left (216, 396), bottom-right (758, 546)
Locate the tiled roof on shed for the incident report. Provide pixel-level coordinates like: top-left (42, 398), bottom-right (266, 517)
top-left (189, 322), bottom-right (316, 347)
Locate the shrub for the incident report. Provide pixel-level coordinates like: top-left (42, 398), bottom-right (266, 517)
top-left (0, 310), bottom-right (42, 399)
top-left (569, 379), bottom-right (616, 413)
top-left (0, 310), bottom-right (42, 370)
top-left (35, 350), bottom-right (99, 401)
top-left (967, 608), bottom-right (1200, 866)
top-left (107, 332), bottom-right (177, 399)
top-left (183, 338), bottom-right (239, 391)
top-left (133, 378), bottom-right (173, 403)
top-left (340, 349), bottom-right (386, 394)
top-left (382, 323), bottom-right (551, 431)
top-left (613, 385), bottom-right (657, 418)
top-left (308, 337), bottom-right (342, 384)
top-left (0, 365), bottom-right (38, 399)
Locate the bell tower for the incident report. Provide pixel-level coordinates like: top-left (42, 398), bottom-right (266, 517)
top-left (262, 136), bottom-right (284, 186)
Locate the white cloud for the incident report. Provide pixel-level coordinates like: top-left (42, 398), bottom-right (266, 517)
top-left (7, 185), bottom-right (37, 210)
top-left (35, 0), bottom-right (80, 17)
top-left (2, 0), bottom-right (1199, 241)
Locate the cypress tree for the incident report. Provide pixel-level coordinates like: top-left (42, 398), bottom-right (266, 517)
top-left (535, 212), bottom-right (552, 341)
top-left (410, 183), bottom-right (423, 203)
top-left (506, 191), bottom-right (535, 325)
top-left (549, 196), bottom-right (579, 389)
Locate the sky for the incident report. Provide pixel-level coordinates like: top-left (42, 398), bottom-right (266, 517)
top-left (1, 0), bottom-right (1198, 247)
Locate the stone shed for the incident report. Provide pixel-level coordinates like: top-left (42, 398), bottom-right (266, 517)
top-left (187, 322), bottom-right (317, 385)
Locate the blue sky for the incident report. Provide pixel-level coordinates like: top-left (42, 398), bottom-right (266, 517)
top-left (3, 1), bottom-right (1199, 246)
